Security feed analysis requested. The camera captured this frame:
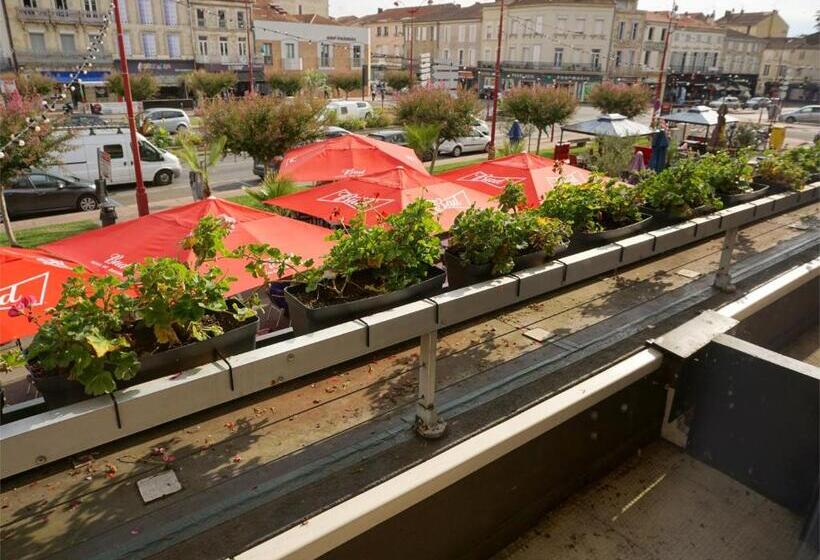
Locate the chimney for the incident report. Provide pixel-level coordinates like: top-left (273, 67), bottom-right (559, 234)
top-left (740, 8), bottom-right (744, 13)
top-left (378, 7), bottom-right (383, 12)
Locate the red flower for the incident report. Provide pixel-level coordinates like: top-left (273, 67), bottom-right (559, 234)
top-left (7, 307), bottom-right (21, 318)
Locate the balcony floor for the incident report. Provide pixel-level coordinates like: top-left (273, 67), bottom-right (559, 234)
top-left (0, 202), bottom-right (817, 560)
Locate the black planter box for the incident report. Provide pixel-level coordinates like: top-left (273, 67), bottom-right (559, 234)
top-left (444, 249), bottom-right (549, 290)
top-left (720, 183), bottom-right (769, 206)
top-left (32, 313), bottom-right (259, 410)
top-left (285, 267), bottom-right (446, 335)
top-left (641, 204), bottom-right (714, 224)
top-left (574, 215), bottom-right (654, 244)
top-left (754, 177), bottom-right (800, 193)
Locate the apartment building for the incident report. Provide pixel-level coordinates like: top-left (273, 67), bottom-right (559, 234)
top-left (641, 11), bottom-right (670, 82)
top-left (722, 29), bottom-right (765, 93)
top-left (610, 0), bottom-right (645, 81)
top-left (0, 6), bottom-right (14, 71)
top-left (254, 16), bottom-right (369, 78)
top-left (6, 0), bottom-right (114, 92)
top-left (758, 33), bottom-right (820, 100)
top-left (478, 0), bottom-right (615, 93)
top-left (437, 3), bottom-right (481, 71)
top-left (716, 10), bottom-right (788, 39)
top-left (272, 0), bottom-right (328, 18)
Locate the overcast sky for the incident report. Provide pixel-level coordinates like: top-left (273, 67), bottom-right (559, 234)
top-left (328, 0), bottom-right (816, 36)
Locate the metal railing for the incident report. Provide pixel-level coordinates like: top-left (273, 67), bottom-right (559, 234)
top-left (669, 64), bottom-right (723, 73)
top-left (17, 7), bottom-right (106, 24)
top-left (16, 6), bottom-right (50, 21)
top-left (16, 49), bottom-right (113, 66)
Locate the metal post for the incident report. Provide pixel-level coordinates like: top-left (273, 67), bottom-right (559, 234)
top-left (113, 0), bottom-right (149, 216)
top-left (650, 4), bottom-right (676, 127)
top-left (487, 0), bottom-right (504, 159)
top-left (245, 0), bottom-right (254, 94)
top-left (714, 227), bottom-right (738, 293)
top-left (416, 331), bottom-right (446, 439)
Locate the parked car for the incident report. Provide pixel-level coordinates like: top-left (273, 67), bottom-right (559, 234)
top-left (367, 129), bottom-right (408, 146)
top-left (139, 108), bottom-right (191, 133)
top-left (253, 126), bottom-right (352, 177)
top-left (44, 128), bottom-right (182, 187)
top-left (744, 97), bottom-right (771, 110)
top-left (324, 100), bottom-right (373, 121)
top-left (472, 118), bottom-right (490, 135)
top-left (60, 114), bottom-right (109, 128)
top-left (439, 129), bottom-right (491, 157)
top-left (3, 170), bottom-right (98, 218)
top-left (708, 96), bottom-right (741, 109)
top-left (779, 105), bottom-right (820, 124)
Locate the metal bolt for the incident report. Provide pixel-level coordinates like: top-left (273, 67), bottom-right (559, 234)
top-left (36, 455), bottom-right (47, 464)
top-left (287, 353), bottom-right (295, 363)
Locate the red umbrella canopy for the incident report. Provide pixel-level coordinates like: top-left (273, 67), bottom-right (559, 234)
top-left (437, 152), bottom-right (592, 206)
top-left (279, 134), bottom-right (428, 182)
top-left (0, 248), bottom-right (100, 343)
top-left (268, 166), bottom-right (498, 230)
top-left (42, 198), bottom-right (333, 295)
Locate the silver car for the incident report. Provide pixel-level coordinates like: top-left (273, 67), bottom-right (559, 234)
top-left (140, 108), bottom-right (191, 133)
top-left (779, 105), bottom-right (820, 124)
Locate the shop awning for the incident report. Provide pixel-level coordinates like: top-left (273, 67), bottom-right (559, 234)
top-left (46, 71), bottom-right (109, 86)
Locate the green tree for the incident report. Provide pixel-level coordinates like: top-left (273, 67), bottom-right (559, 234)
top-left (0, 97), bottom-right (72, 245)
top-left (404, 123), bottom-right (441, 162)
top-left (530, 86), bottom-right (578, 152)
top-left (587, 82), bottom-right (651, 118)
top-left (107, 72), bottom-right (159, 101)
top-left (384, 70), bottom-right (412, 92)
top-left (176, 133), bottom-right (226, 198)
top-left (266, 71), bottom-right (303, 96)
top-left (200, 95), bottom-right (324, 175)
top-left (3, 72), bottom-right (57, 96)
top-left (327, 71), bottom-right (363, 99)
top-left (395, 87), bottom-right (480, 172)
top-left (302, 69), bottom-right (327, 93)
top-left (184, 70), bottom-right (237, 98)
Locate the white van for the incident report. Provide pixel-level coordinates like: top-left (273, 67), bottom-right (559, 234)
top-left (324, 100), bottom-right (373, 121)
top-left (45, 128), bottom-right (182, 187)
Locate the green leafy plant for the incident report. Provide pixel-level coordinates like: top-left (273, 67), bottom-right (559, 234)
top-left (184, 69), bottom-right (237, 98)
top-left (501, 86), bottom-right (577, 152)
top-left (337, 117), bottom-right (367, 131)
top-left (587, 82), bottom-right (651, 118)
top-left (496, 181), bottom-right (527, 212)
top-left (697, 150), bottom-right (755, 196)
top-left (384, 70), bottom-right (412, 92)
top-left (496, 140), bottom-right (525, 157)
top-left (327, 71), bottom-right (363, 99)
top-left (365, 108), bottom-right (393, 128)
top-left (540, 175), bottom-right (644, 233)
top-left (177, 133), bottom-right (227, 198)
top-left (728, 123), bottom-right (764, 150)
top-left (585, 136), bottom-right (637, 178)
top-left (637, 157), bottom-right (723, 217)
top-left (449, 184), bottom-right (571, 275)
top-left (780, 142), bottom-right (820, 176)
top-left (242, 172), bottom-right (300, 214)
top-left (107, 72), bottom-right (158, 101)
top-left (405, 123), bottom-right (441, 161)
top-left (266, 71), bottom-right (304, 96)
top-left (0, 347), bottom-right (26, 373)
top-left (142, 122), bottom-right (172, 150)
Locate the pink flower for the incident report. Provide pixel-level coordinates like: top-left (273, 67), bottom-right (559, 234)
top-left (18, 295), bottom-right (35, 308)
top-left (7, 307), bottom-right (21, 318)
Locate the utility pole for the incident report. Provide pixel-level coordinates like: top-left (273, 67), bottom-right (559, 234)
top-left (408, 8), bottom-right (418, 84)
top-left (650, 3), bottom-right (677, 127)
top-left (245, 0), bottom-right (254, 94)
top-left (487, 0), bottom-right (504, 159)
top-left (113, 0), bottom-right (149, 216)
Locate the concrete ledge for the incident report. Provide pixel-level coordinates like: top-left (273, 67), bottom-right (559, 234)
top-left (0, 396), bottom-right (120, 479)
top-left (651, 221), bottom-right (697, 253)
top-left (513, 261), bottom-right (566, 300)
top-left (558, 245), bottom-right (622, 284)
top-left (691, 214), bottom-right (723, 240)
top-left (615, 233), bottom-right (656, 266)
top-left (797, 183), bottom-right (819, 204)
top-left (361, 300), bottom-right (438, 350)
top-left (717, 203), bottom-right (757, 230)
top-left (749, 196), bottom-right (777, 220)
top-left (432, 276), bottom-right (520, 327)
top-left (771, 191), bottom-right (800, 213)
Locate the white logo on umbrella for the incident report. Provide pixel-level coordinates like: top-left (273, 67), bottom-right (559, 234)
top-left (317, 189), bottom-right (393, 210)
top-left (430, 191), bottom-right (471, 213)
top-left (457, 171), bottom-right (521, 189)
top-left (0, 272), bottom-right (48, 310)
top-left (340, 168), bottom-right (367, 177)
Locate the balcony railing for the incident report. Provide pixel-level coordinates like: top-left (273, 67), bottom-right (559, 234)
top-left (17, 7), bottom-right (105, 25)
top-left (16, 49), bottom-right (113, 66)
top-left (669, 64), bottom-right (723, 74)
top-left (17, 7), bottom-right (50, 22)
top-left (81, 10), bottom-right (106, 25)
top-left (52, 8), bottom-right (81, 23)
top-left (478, 60), bottom-right (603, 73)
top-left (644, 40), bottom-right (665, 50)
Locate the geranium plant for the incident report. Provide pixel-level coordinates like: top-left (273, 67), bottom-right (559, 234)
top-left (697, 150), bottom-right (755, 196)
top-left (539, 175), bottom-right (644, 233)
top-left (637, 157), bottom-right (723, 218)
top-left (755, 153), bottom-right (808, 191)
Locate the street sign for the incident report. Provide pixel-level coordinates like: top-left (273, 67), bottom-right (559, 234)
top-left (97, 148), bottom-right (112, 181)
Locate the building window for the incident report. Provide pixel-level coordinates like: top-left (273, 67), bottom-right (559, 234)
top-left (522, 47), bottom-right (530, 62)
top-left (458, 49), bottom-right (464, 65)
top-left (260, 42), bottom-right (272, 62)
top-left (508, 46), bottom-right (516, 60)
top-left (237, 10), bottom-right (245, 29)
top-left (483, 48), bottom-right (490, 61)
top-left (443, 49), bottom-right (450, 62)
top-left (712, 52), bottom-right (719, 67)
top-left (647, 26), bottom-right (654, 40)
top-left (554, 48), bottom-right (563, 66)
top-left (631, 22), bottom-right (638, 40)
top-left (115, 1), bottom-right (126, 22)
top-left (284, 42), bottom-right (295, 59)
top-left (141, 32), bottom-right (156, 57)
top-left (615, 50), bottom-right (622, 67)
top-left (643, 50), bottom-right (650, 65)
top-left (535, 16), bottom-right (543, 34)
top-left (218, 10), bottom-right (226, 29)
top-left (22, 0), bottom-right (38, 7)
top-left (29, 32), bottom-right (46, 52)
top-left (617, 21), bottom-right (625, 40)
top-left (238, 37), bottom-right (247, 58)
top-left (557, 17), bottom-right (567, 31)
top-left (376, 26), bottom-right (382, 37)
top-left (137, 0), bottom-right (152, 24)
top-left (486, 24), bottom-right (492, 39)
top-left (198, 36), bottom-right (208, 56)
top-left (60, 33), bottom-right (76, 53)
top-left (352, 44), bottom-right (362, 67)
top-left (163, 0), bottom-right (177, 25)
top-left (575, 18), bottom-right (585, 34)
top-left (591, 48), bottom-right (600, 68)
top-left (660, 28), bottom-right (666, 41)
top-left (167, 33), bottom-right (181, 58)
top-left (219, 37), bottom-right (228, 57)
top-left (123, 33), bottom-right (131, 55)
top-left (320, 43), bottom-right (331, 67)
top-left (84, 0), bottom-right (98, 12)
top-left (594, 18), bottom-right (604, 35)
top-left (196, 9), bottom-right (205, 27)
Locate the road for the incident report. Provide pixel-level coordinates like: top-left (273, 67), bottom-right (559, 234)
top-left (10, 102), bottom-right (817, 230)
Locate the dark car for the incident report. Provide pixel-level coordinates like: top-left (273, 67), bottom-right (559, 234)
top-left (4, 170), bottom-right (99, 218)
top-left (61, 114), bottom-right (109, 128)
top-left (368, 129), bottom-right (432, 161)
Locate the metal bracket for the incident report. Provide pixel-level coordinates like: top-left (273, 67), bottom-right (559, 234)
top-left (415, 331), bottom-right (447, 439)
top-left (215, 349), bottom-right (235, 392)
top-left (714, 227), bottom-right (738, 292)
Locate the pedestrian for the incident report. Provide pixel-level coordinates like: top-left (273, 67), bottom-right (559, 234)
top-left (379, 84), bottom-right (386, 105)
top-left (508, 119), bottom-right (524, 145)
top-left (370, 84), bottom-right (376, 102)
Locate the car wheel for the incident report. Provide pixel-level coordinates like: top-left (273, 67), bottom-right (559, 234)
top-left (153, 170), bottom-right (174, 186)
top-left (176, 124), bottom-right (188, 133)
top-left (77, 194), bottom-right (99, 212)
top-left (452, 146), bottom-right (463, 157)
top-left (785, 116), bottom-right (796, 123)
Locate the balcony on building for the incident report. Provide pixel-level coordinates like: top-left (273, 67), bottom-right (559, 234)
top-left (80, 10), bottom-right (106, 25)
top-left (16, 6), bottom-right (51, 22)
top-left (669, 63), bottom-right (723, 74)
top-left (51, 8), bottom-right (81, 23)
top-left (644, 40), bottom-right (665, 51)
top-left (478, 60), bottom-right (603, 74)
top-left (16, 49), bottom-right (114, 68)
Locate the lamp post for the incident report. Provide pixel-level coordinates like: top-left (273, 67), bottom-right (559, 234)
top-left (113, 0), bottom-right (149, 216)
top-left (487, 0), bottom-right (504, 159)
top-left (245, 0), bottom-right (254, 94)
top-left (650, 3), bottom-right (677, 127)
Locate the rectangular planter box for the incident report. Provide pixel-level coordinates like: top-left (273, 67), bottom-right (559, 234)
top-left (432, 275), bottom-right (520, 327)
top-left (616, 233), bottom-right (656, 266)
top-left (716, 203), bottom-right (756, 231)
top-left (690, 214), bottom-right (723, 240)
top-left (558, 244), bottom-right (622, 285)
top-left (771, 192), bottom-right (800, 213)
top-left (360, 300), bottom-right (438, 350)
top-left (749, 196), bottom-right (778, 220)
top-left (651, 221), bottom-right (697, 253)
top-left (513, 261), bottom-right (566, 300)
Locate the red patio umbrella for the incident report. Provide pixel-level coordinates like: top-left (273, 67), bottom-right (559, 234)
top-left (43, 199), bottom-right (333, 295)
top-left (0, 247), bottom-right (101, 343)
top-left (279, 134), bottom-right (428, 182)
top-left (267, 166), bottom-right (497, 230)
top-left (437, 152), bottom-right (592, 207)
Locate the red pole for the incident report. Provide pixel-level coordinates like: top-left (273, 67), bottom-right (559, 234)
top-left (408, 9), bottom-right (416, 85)
top-left (246, 0), bottom-right (254, 94)
top-left (488, 0), bottom-right (504, 159)
top-left (113, 0), bottom-right (149, 216)
top-left (650, 8), bottom-right (675, 127)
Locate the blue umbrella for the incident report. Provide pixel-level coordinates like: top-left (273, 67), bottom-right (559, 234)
top-left (649, 130), bottom-right (669, 172)
top-left (508, 120), bottom-right (524, 143)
